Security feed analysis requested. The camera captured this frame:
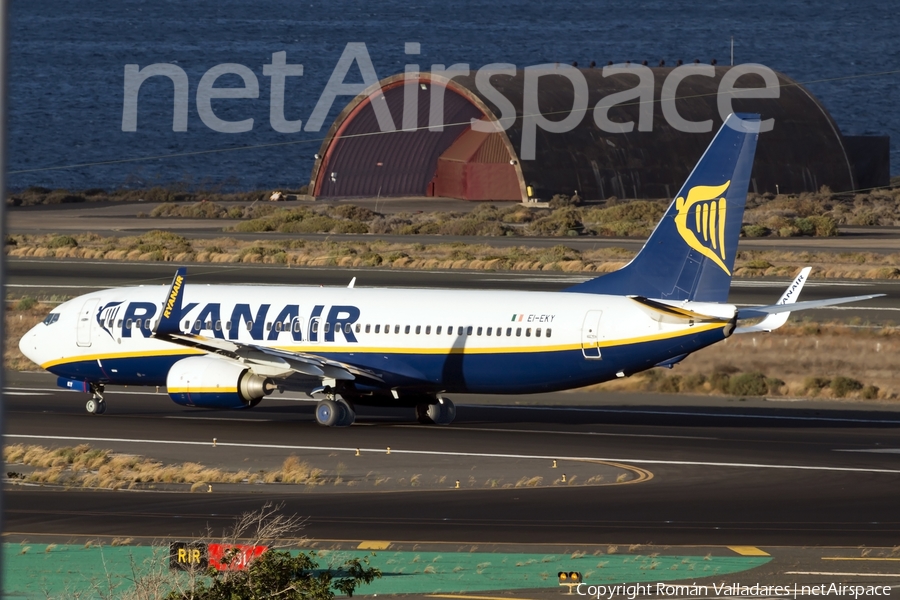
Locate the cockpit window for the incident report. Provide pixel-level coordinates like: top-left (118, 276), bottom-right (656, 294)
top-left (42, 313), bottom-right (60, 325)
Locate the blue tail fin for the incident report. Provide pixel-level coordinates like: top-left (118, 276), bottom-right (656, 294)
top-left (565, 113), bottom-right (760, 302)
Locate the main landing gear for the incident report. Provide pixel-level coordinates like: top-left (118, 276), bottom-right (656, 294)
top-left (315, 397), bottom-right (356, 427)
top-left (85, 383), bottom-right (107, 415)
top-left (312, 388), bottom-right (456, 427)
top-left (415, 397), bottom-right (456, 425)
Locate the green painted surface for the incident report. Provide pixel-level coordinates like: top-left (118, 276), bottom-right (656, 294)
top-left (4, 544), bottom-right (771, 598)
top-left (4, 544), bottom-right (156, 598)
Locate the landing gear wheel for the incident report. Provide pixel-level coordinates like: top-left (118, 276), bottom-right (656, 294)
top-left (336, 399), bottom-right (356, 427)
top-left (428, 398), bottom-right (456, 425)
top-left (315, 399), bottom-right (340, 427)
top-left (416, 399), bottom-right (456, 425)
top-left (85, 398), bottom-right (106, 415)
top-left (415, 403), bottom-right (432, 424)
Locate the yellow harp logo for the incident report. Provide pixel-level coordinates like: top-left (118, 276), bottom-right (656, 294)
top-left (674, 181), bottom-right (732, 275)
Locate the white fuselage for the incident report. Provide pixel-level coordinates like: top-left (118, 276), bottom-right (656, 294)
top-left (20, 283), bottom-right (733, 396)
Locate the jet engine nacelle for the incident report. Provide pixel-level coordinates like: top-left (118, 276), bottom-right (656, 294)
top-left (166, 356), bottom-right (274, 409)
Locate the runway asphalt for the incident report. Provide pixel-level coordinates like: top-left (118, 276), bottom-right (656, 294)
top-left (5, 371), bottom-right (900, 547)
top-left (7, 258), bottom-right (900, 323)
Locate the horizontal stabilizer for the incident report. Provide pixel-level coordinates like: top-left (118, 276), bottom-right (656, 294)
top-left (737, 294), bottom-right (884, 320)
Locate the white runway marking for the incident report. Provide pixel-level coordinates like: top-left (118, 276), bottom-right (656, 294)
top-left (3, 391), bottom-right (51, 396)
top-left (485, 405), bottom-right (900, 425)
top-left (391, 424), bottom-right (719, 441)
top-left (7, 434), bottom-right (900, 474)
top-left (5, 283), bottom-right (111, 289)
top-left (730, 280), bottom-right (873, 288)
top-left (785, 572), bottom-right (900, 577)
top-left (835, 449), bottom-right (900, 454)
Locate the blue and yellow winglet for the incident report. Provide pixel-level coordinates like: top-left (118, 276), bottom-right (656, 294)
top-left (155, 267), bottom-right (187, 337)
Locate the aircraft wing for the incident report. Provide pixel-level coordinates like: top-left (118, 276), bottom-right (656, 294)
top-left (151, 268), bottom-right (383, 384)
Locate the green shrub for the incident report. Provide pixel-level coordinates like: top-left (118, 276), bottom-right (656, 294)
top-left (279, 215), bottom-right (340, 233)
top-left (47, 235), bottom-right (78, 248)
top-left (656, 375), bottom-right (682, 393)
top-left (359, 252), bottom-right (383, 266)
top-left (333, 221), bottom-right (369, 234)
top-left (808, 215), bottom-right (838, 237)
top-left (803, 377), bottom-right (831, 394)
top-left (15, 297), bottom-right (37, 311)
top-left (744, 259), bottom-right (773, 269)
top-left (528, 208), bottom-right (582, 236)
top-left (413, 221), bottom-right (442, 235)
top-left (742, 224), bottom-right (769, 237)
top-left (549, 194), bottom-right (575, 208)
top-left (830, 376), bottom-right (863, 398)
top-left (331, 204), bottom-right (377, 221)
top-left (681, 373), bottom-right (707, 391)
top-left (726, 371), bottom-right (769, 396)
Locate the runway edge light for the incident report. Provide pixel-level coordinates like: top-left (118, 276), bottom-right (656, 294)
top-left (559, 571), bottom-right (582, 593)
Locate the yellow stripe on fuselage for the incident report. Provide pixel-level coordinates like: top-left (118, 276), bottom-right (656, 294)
top-left (41, 348), bottom-right (204, 370)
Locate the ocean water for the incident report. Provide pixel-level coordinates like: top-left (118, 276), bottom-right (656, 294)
top-left (8, 0), bottom-right (899, 192)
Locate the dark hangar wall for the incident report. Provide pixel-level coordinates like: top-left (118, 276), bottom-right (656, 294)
top-left (311, 67), bottom-right (884, 201)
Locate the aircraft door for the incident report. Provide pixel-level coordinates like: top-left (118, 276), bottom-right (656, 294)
top-left (76, 298), bottom-right (99, 348)
top-left (581, 310), bottom-right (603, 359)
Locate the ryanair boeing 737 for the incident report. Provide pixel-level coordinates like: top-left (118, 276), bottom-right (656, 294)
top-left (18, 114), bottom-right (882, 426)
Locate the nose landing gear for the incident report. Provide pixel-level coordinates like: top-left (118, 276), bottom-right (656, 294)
top-left (85, 384), bottom-right (106, 415)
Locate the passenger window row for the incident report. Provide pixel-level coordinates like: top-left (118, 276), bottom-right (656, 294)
top-left (117, 318), bottom-right (552, 340)
top-left (357, 323), bottom-right (551, 338)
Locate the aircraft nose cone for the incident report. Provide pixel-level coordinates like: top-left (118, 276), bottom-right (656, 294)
top-left (18, 325), bottom-right (43, 367)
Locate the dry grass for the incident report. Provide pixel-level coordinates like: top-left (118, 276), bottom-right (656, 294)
top-left (5, 300), bottom-right (54, 371)
top-left (6, 186), bottom-right (274, 207)
top-left (8, 230), bottom-right (900, 282)
top-left (593, 321), bottom-right (900, 399)
top-left (3, 444), bottom-right (327, 490)
top-left (8, 222), bottom-right (900, 281)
